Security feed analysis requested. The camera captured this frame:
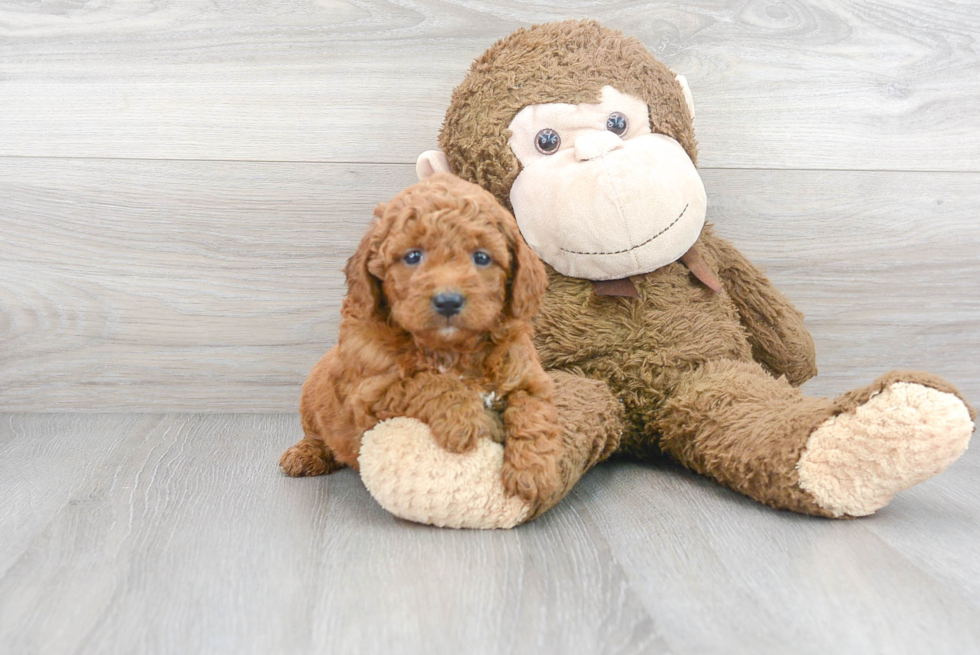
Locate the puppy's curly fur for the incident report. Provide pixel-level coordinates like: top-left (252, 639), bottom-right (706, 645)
top-left (280, 173), bottom-right (563, 511)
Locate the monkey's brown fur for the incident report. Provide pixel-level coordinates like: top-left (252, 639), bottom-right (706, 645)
top-left (437, 20), bottom-right (975, 519)
top-left (440, 20), bottom-right (697, 212)
top-left (281, 174), bottom-right (563, 511)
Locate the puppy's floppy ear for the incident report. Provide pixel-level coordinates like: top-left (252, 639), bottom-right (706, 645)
top-left (343, 203), bottom-right (388, 321)
top-left (497, 206), bottom-right (548, 321)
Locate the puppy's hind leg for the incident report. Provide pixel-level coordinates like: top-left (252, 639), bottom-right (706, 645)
top-left (279, 435), bottom-right (343, 477)
top-left (284, 356), bottom-right (350, 476)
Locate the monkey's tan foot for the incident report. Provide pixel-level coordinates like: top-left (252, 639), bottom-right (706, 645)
top-left (279, 439), bottom-right (340, 477)
top-left (359, 418), bottom-right (530, 529)
top-left (797, 378), bottom-right (974, 517)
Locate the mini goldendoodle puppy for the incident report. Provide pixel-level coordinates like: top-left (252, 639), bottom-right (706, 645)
top-left (280, 173), bottom-right (563, 510)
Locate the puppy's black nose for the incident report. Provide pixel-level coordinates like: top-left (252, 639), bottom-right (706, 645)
top-left (432, 292), bottom-right (465, 317)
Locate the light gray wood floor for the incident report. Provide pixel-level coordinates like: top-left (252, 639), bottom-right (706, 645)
top-left (2, 413), bottom-right (979, 654)
top-left (2, 1), bottom-right (979, 653)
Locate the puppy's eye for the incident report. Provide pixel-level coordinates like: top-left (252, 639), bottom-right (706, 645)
top-left (606, 112), bottom-right (628, 136)
top-left (402, 250), bottom-right (423, 266)
top-left (472, 251), bottom-right (492, 267)
top-left (535, 128), bottom-right (561, 155)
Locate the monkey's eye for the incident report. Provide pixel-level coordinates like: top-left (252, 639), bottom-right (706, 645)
top-left (535, 128), bottom-right (561, 155)
top-left (402, 250), bottom-right (423, 266)
top-left (606, 112), bottom-right (628, 136)
top-left (472, 250), bottom-right (492, 267)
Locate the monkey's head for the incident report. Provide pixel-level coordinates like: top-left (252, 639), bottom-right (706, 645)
top-left (417, 20), bottom-right (706, 282)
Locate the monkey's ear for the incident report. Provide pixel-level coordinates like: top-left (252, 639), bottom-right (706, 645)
top-left (675, 74), bottom-right (696, 122)
top-left (416, 150), bottom-right (452, 181)
top-left (343, 221), bottom-right (386, 322)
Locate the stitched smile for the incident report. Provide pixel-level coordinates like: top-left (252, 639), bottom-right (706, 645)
top-left (558, 204), bottom-right (689, 256)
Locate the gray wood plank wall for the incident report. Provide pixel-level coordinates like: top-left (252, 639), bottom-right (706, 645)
top-left (2, 0), bottom-right (979, 411)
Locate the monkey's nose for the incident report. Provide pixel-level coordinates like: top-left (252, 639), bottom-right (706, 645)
top-left (574, 131), bottom-right (624, 161)
top-left (432, 292), bottom-right (465, 317)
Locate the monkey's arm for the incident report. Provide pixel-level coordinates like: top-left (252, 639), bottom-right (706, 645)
top-left (699, 228), bottom-right (818, 386)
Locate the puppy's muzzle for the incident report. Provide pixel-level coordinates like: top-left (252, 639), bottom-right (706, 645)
top-left (432, 291), bottom-right (465, 317)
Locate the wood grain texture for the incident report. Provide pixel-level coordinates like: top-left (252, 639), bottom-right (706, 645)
top-left (2, 160), bottom-right (978, 411)
top-left (710, 169), bottom-right (980, 402)
top-left (0, 159), bottom-right (416, 410)
top-left (0, 414), bottom-right (665, 655)
top-left (1, 413), bottom-right (978, 654)
top-left (580, 454), bottom-right (980, 654)
top-left (2, 3), bottom-right (978, 653)
top-left (0, 413), bottom-right (154, 579)
top-left (1, 0), bottom-right (979, 170)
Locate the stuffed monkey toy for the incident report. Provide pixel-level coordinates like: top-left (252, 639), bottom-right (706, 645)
top-left (358, 19), bottom-right (975, 528)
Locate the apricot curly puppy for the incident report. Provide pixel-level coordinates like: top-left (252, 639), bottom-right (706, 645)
top-left (280, 173), bottom-right (563, 511)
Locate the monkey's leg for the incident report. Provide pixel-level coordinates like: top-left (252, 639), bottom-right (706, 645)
top-left (654, 360), bottom-right (975, 517)
top-left (358, 371), bottom-right (626, 528)
top-left (524, 371), bottom-right (627, 519)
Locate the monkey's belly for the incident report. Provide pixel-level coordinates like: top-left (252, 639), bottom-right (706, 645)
top-left (532, 264), bottom-right (754, 452)
top-left (535, 264), bottom-right (751, 366)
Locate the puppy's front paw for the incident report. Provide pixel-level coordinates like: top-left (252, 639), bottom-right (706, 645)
top-left (428, 423), bottom-right (478, 454)
top-left (428, 411), bottom-right (499, 454)
top-left (501, 458), bottom-right (562, 511)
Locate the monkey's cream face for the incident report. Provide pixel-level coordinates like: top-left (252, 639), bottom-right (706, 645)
top-left (506, 86), bottom-right (707, 281)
